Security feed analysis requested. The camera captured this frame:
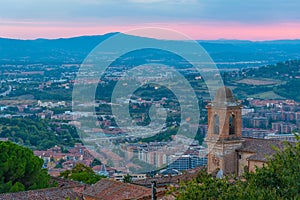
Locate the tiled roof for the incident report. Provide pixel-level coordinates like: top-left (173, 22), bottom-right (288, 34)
top-left (83, 179), bottom-right (152, 200)
top-left (237, 138), bottom-right (289, 162)
top-left (0, 178), bottom-right (86, 200)
top-left (92, 165), bottom-right (102, 171)
top-left (34, 150), bottom-right (47, 157)
top-left (0, 186), bottom-right (85, 200)
top-left (133, 167), bottom-right (203, 187)
top-left (51, 177), bottom-right (87, 188)
top-left (0, 168), bottom-right (202, 199)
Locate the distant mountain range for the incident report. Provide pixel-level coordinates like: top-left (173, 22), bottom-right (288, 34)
top-left (0, 32), bottom-right (300, 68)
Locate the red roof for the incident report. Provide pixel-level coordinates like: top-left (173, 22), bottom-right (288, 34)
top-left (83, 179), bottom-right (152, 200)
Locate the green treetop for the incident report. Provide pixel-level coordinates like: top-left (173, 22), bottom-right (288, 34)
top-left (59, 163), bottom-right (106, 184)
top-left (0, 141), bottom-right (51, 194)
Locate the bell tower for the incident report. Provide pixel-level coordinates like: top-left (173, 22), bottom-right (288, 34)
top-left (205, 87), bottom-right (243, 175)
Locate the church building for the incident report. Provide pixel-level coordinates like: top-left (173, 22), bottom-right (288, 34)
top-left (206, 87), bottom-right (286, 176)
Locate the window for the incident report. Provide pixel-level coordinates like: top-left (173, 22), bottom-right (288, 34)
top-left (214, 115), bottom-right (219, 134)
top-left (229, 114), bottom-right (235, 135)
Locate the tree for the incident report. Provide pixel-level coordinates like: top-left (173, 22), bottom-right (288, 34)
top-left (0, 117), bottom-right (80, 150)
top-left (0, 141), bottom-right (51, 194)
top-left (55, 159), bottom-right (66, 169)
top-left (244, 137), bottom-right (300, 198)
top-left (123, 174), bottom-right (133, 183)
top-left (173, 136), bottom-right (300, 199)
top-left (91, 158), bottom-right (101, 167)
top-left (59, 163), bottom-right (105, 184)
top-left (172, 169), bottom-right (277, 200)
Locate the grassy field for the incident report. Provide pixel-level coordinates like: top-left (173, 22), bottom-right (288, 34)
top-left (248, 91), bottom-right (285, 99)
top-left (236, 78), bottom-right (281, 86)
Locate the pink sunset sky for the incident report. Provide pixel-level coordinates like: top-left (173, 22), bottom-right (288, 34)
top-left (0, 0), bottom-right (300, 41)
top-left (1, 21), bottom-right (300, 41)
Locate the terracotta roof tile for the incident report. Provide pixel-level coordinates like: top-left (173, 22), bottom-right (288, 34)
top-left (0, 178), bottom-right (86, 200)
top-left (0, 186), bottom-right (85, 200)
top-left (133, 167), bottom-right (203, 187)
top-left (83, 179), bottom-right (152, 200)
top-left (237, 138), bottom-right (289, 162)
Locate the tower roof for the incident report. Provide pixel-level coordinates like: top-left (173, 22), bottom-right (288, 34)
top-left (214, 87), bottom-right (235, 103)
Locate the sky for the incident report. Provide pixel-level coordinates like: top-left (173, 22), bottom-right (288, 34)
top-left (0, 0), bottom-right (300, 40)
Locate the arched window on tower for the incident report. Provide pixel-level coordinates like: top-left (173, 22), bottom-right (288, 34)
top-left (214, 115), bottom-right (219, 134)
top-left (229, 114), bottom-right (235, 135)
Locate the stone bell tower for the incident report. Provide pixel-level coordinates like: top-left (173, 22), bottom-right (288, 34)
top-left (205, 87), bottom-right (243, 175)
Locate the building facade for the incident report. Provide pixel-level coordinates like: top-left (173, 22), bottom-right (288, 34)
top-left (206, 87), bottom-right (287, 176)
top-left (206, 87), bottom-right (244, 174)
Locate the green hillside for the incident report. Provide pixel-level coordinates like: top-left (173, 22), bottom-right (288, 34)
top-left (225, 60), bottom-right (300, 101)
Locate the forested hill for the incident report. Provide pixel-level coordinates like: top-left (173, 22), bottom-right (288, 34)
top-left (0, 33), bottom-right (118, 64)
top-left (0, 33), bottom-right (300, 68)
top-left (225, 60), bottom-right (300, 101)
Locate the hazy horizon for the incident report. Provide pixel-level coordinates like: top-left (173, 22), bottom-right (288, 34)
top-left (1, 32), bottom-right (300, 42)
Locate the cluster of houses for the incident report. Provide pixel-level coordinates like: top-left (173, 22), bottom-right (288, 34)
top-left (241, 99), bottom-right (300, 141)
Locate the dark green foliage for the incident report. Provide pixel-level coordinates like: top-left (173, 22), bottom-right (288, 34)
top-left (274, 79), bottom-right (300, 101)
top-left (27, 88), bottom-right (72, 101)
top-left (141, 127), bottom-right (179, 143)
top-left (174, 137), bottom-right (300, 199)
top-left (242, 60), bottom-right (300, 80)
top-left (0, 141), bottom-right (50, 194)
top-left (59, 163), bottom-right (106, 184)
top-left (123, 174), bottom-right (133, 183)
top-left (174, 170), bottom-right (277, 200)
top-left (225, 60), bottom-right (300, 101)
top-left (91, 158), bottom-right (101, 167)
top-left (244, 138), bottom-right (300, 199)
top-left (55, 159), bottom-right (66, 169)
top-left (0, 117), bottom-right (80, 150)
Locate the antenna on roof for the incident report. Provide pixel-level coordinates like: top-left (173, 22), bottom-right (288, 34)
top-left (151, 180), bottom-right (157, 200)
